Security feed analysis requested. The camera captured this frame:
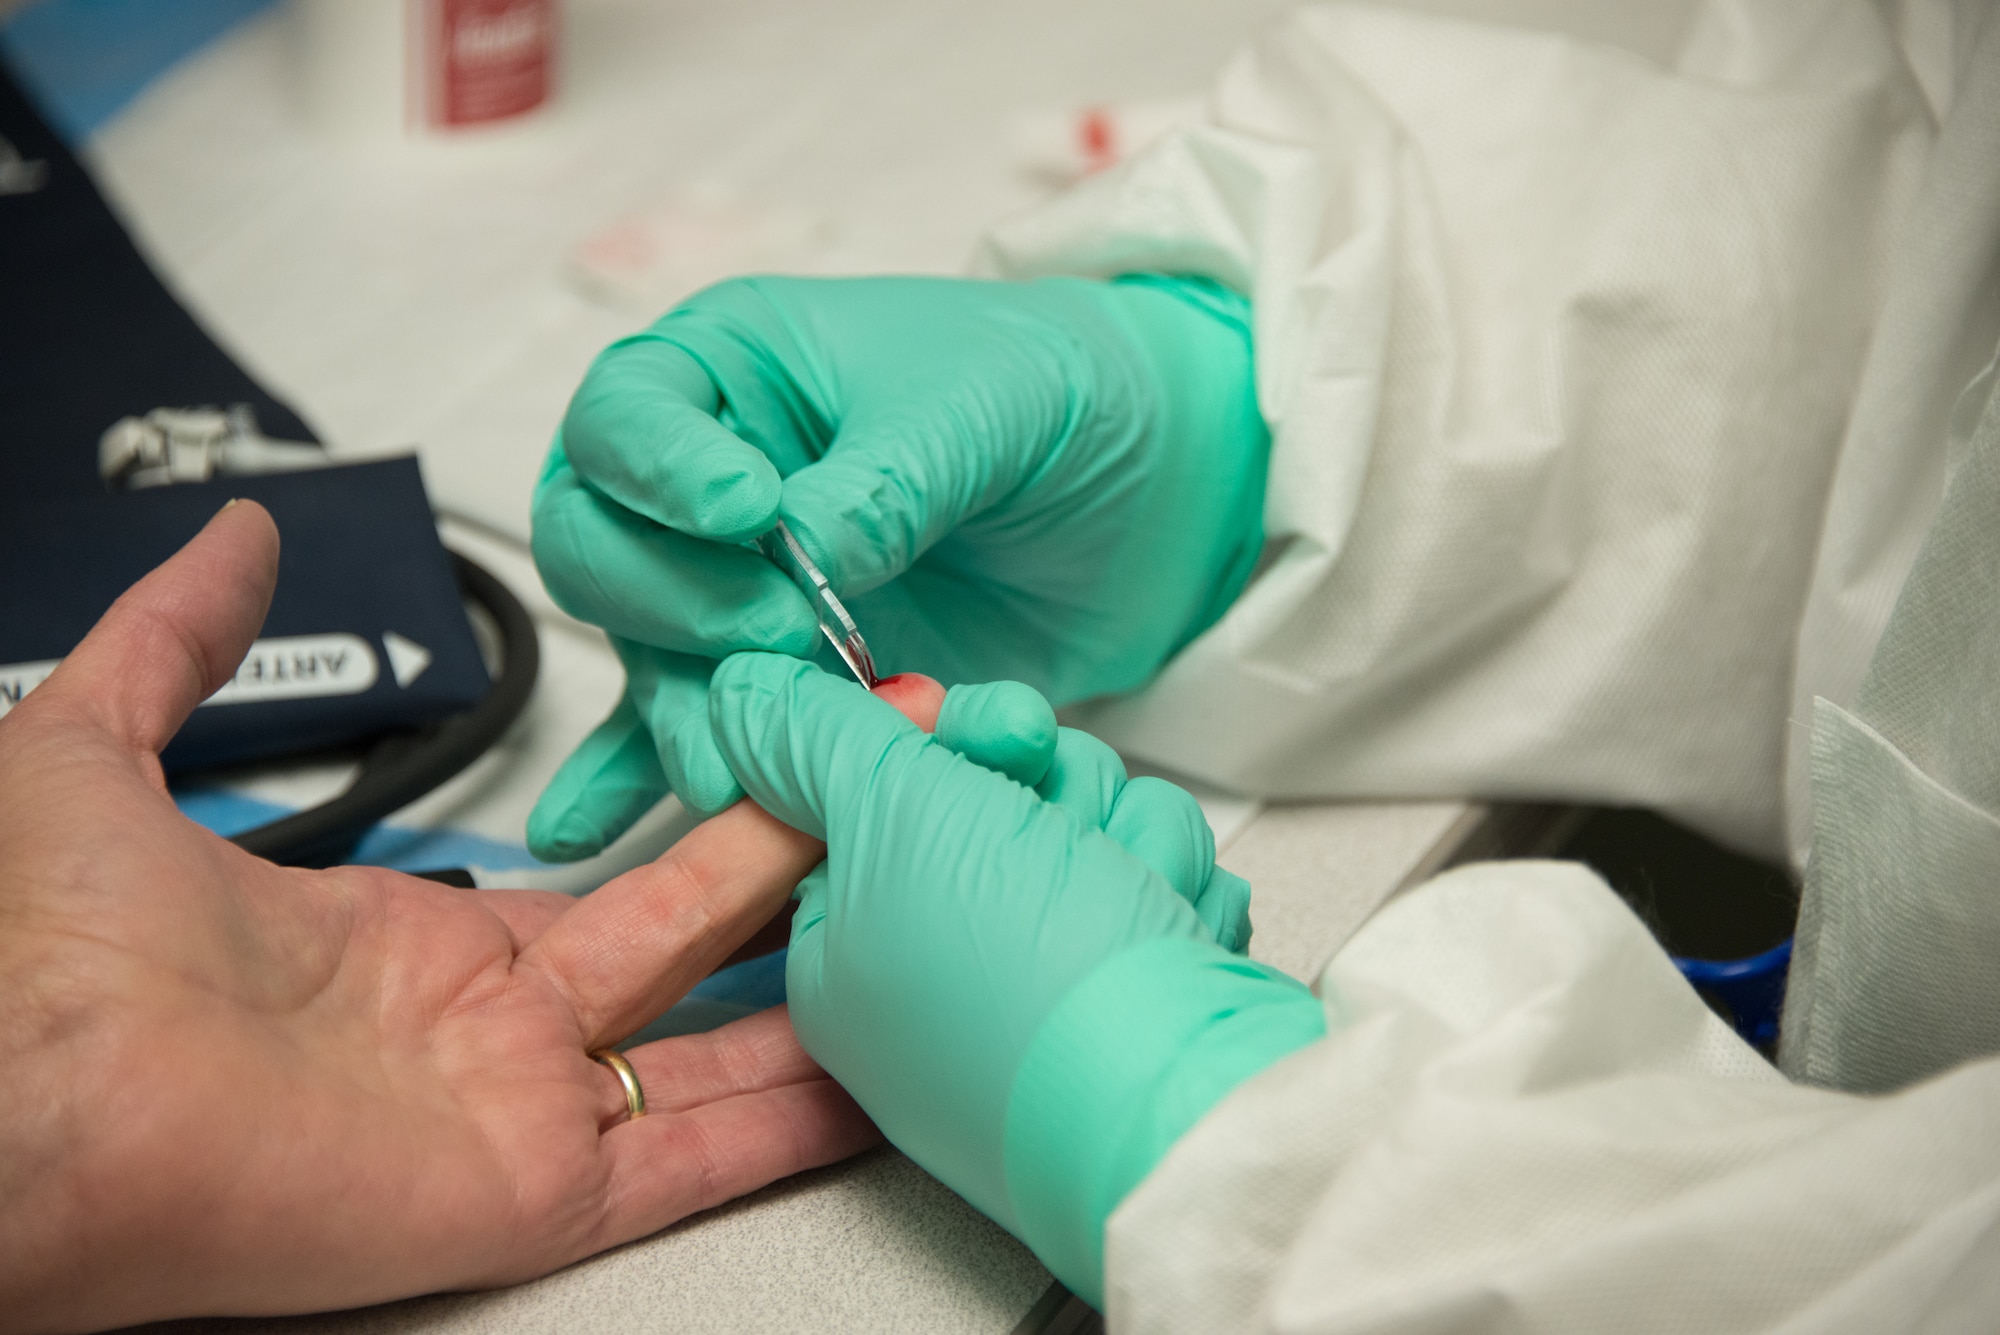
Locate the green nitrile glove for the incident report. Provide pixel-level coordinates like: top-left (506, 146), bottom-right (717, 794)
top-left (527, 273), bottom-right (1267, 860)
top-left (708, 653), bottom-right (1324, 1308)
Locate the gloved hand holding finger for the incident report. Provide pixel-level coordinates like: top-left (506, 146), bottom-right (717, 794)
top-left (535, 636), bottom-right (1249, 959)
top-left (706, 653), bottom-right (1208, 1221)
top-left (704, 651), bottom-right (1319, 1309)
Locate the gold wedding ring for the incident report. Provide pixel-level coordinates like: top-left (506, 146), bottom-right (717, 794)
top-left (590, 1049), bottom-right (647, 1122)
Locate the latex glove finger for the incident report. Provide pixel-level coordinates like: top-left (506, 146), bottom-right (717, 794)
top-left (660, 710), bottom-right (742, 820)
top-left (784, 860), bottom-right (831, 1010)
top-left (1102, 776), bottom-right (1214, 906)
top-left (792, 861), bottom-right (830, 918)
top-left (528, 661), bottom-right (985, 862)
top-left (706, 654), bottom-right (922, 843)
top-left (532, 448), bottom-right (818, 657)
top-left (619, 639), bottom-right (744, 818)
top-left (933, 680), bottom-right (1059, 787)
top-left (1101, 776), bottom-right (1251, 951)
top-left (559, 333), bottom-right (783, 542)
top-left (524, 639), bottom-right (741, 862)
top-left (1034, 727), bottom-right (1127, 829)
top-left (1192, 866), bottom-right (1253, 955)
top-left (639, 656), bottom-right (953, 820)
top-left (526, 695), bottom-right (670, 862)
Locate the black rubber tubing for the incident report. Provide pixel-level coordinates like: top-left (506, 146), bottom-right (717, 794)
top-left (229, 550), bottom-right (540, 867)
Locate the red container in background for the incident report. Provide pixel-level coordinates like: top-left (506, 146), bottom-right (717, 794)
top-left (422, 0), bottom-right (555, 129)
top-left (293, 0), bottom-right (559, 140)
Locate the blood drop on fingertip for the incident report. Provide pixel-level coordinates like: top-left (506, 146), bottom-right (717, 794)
top-left (872, 673), bottom-right (945, 734)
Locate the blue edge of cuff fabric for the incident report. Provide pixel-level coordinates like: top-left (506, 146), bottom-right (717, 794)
top-left (1004, 936), bottom-right (1329, 1309)
top-left (1, 0), bottom-right (283, 142)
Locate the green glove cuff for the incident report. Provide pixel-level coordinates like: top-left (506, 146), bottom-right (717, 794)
top-left (1001, 935), bottom-right (1327, 1307)
top-left (1112, 272), bottom-right (1254, 341)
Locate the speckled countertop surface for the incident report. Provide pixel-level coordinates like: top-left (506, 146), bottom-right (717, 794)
top-left (140, 1148), bottom-right (1050, 1335)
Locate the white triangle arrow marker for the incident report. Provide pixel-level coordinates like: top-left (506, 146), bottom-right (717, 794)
top-left (382, 631), bottom-right (433, 689)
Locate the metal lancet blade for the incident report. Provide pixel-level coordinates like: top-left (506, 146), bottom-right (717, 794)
top-left (757, 519), bottom-right (880, 690)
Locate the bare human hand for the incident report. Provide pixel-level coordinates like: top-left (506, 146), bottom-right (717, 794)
top-left (0, 502), bottom-right (917, 1333)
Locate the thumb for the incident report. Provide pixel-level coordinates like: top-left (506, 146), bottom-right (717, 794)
top-left (29, 500), bottom-right (279, 759)
top-left (781, 863), bottom-right (834, 1056)
top-left (708, 652), bottom-right (929, 840)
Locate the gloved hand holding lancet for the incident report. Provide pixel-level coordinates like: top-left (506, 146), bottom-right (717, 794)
top-left (527, 273), bottom-right (1268, 858)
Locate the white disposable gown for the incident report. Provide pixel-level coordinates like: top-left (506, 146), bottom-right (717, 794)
top-left (985, 0), bottom-right (2000, 1328)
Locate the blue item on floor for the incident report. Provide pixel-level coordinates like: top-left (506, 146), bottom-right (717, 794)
top-left (1675, 939), bottom-right (1793, 1050)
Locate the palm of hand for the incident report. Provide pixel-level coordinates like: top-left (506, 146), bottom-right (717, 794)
top-left (0, 504), bottom-right (876, 1332)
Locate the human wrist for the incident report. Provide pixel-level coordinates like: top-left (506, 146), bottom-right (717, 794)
top-left (1001, 935), bottom-right (1326, 1307)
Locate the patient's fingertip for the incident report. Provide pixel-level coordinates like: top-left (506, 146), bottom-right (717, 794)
top-left (211, 494), bottom-right (271, 528)
top-left (872, 673), bottom-right (945, 733)
top-left (204, 495), bottom-right (280, 569)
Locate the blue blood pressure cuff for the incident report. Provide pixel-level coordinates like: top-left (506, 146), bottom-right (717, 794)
top-left (0, 61), bottom-right (488, 771)
top-left (1, 462), bottom-right (491, 770)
